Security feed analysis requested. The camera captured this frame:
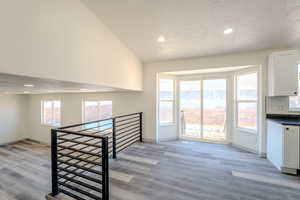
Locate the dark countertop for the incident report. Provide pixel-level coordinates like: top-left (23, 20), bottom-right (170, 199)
top-left (266, 114), bottom-right (300, 126)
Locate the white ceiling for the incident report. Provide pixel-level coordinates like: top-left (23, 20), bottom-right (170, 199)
top-left (0, 73), bottom-right (117, 94)
top-left (82, 0), bottom-right (300, 63)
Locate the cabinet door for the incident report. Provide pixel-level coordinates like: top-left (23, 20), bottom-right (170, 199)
top-left (283, 125), bottom-right (300, 169)
top-left (269, 50), bottom-right (298, 96)
top-left (274, 53), bottom-right (298, 96)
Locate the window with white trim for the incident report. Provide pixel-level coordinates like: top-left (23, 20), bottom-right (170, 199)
top-left (159, 79), bottom-right (175, 124)
top-left (82, 101), bottom-right (113, 123)
top-left (236, 72), bottom-right (258, 131)
top-left (289, 64), bottom-right (300, 111)
top-left (41, 100), bottom-right (61, 126)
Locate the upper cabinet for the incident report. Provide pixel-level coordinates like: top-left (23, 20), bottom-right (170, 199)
top-left (268, 50), bottom-right (299, 96)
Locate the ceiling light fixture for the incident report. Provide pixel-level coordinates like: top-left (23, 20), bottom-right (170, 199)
top-left (23, 91), bottom-right (30, 94)
top-left (224, 28), bottom-right (233, 35)
top-left (24, 84), bottom-right (34, 87)
top-left (157, 36), bottom-right (166, 43)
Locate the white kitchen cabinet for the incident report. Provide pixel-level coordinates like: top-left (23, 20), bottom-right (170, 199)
top-left (283, 125), bottom-right (300, 169)
top-left (268, 50), bottom-right (299, 96)
top-left (267, 120), bottom-right (300, 174)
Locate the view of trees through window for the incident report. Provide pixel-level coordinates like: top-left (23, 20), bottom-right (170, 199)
top-left (180, 79), bottom-right (226, 141)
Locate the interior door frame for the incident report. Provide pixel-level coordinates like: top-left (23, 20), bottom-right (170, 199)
top-left (177, 73), bottom-right (231, 144)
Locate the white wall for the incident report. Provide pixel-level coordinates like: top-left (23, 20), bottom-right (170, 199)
top-left (0, 0), bottom-right (142, 91)
top-left (0, 94), bottom-right (28, 145)
top-left (28, 92), bottom-right (143, 144)
top-left (143, 48), bottom-right (293, 154)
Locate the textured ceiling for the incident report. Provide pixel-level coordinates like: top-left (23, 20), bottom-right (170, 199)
top-left (82, 0), bottom-right (300, 62)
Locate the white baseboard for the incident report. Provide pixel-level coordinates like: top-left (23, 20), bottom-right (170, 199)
top-left (231, 143), bottom-right (258, 154)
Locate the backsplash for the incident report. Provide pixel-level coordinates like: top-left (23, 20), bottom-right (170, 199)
top-left (266, 96), bottom-right (300, 115)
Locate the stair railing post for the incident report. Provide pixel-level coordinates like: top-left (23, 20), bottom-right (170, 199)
top-left (51, 129), bottom-right (59, 196)
top-left (112, 118), bottom-right (117, 159)
top-left (102, 137), bottom-right (109, 200)
top-left (139, 112), bottom-right (143, 142)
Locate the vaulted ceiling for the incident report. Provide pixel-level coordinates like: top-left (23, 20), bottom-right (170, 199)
top-left (82, 0), bottom-right (300, 63)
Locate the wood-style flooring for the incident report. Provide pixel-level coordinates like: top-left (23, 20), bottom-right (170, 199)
top-left (1, 139), bottom-right (300, 200)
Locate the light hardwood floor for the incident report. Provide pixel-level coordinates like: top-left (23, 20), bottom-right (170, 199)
top-left (1, 139), bottom-right (300, 200)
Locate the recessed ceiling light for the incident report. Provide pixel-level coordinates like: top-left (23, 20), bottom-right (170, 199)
top-left (224, 28), bottom-right (233, 35)
top-left (24, 84), bottom-right (34, 87)
top-left (157, 36), bottom-right (166, 43)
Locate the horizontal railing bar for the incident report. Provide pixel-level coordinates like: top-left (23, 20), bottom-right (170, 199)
top-left (116, 123), bottom-right (139, 132)
top-left (89, 127), bottom-right (112, 135)
top-left (57, 145), bottom-right (100, 157)
top-left (117, 138), bottom-right (140, 153)
top-left (58, 138), bottom-right (101, 148)
top-left (115, 115), bottom-right (139, 123)
top-left (58, 181), bottom-right (102, 200)
top-left (117, 134), bottom-right (140, 147)
top-left (115, 119), bottom-right (140, 127)
top-left (58, 152), bottom-right (101, 166)
top-left (58, 159), bottom-right (101, 175)
top-left (116, 128), bottom-right (140, 139)
top-left (55, 129), bottom-right (104, 139)
top-left (59, 188), bottom-right (87, 200)
top-left (117, 132), bottom-right (140, 144)
top-left (57, 137), bottom-right (96, 149)
top-left (58, 167), bottom-right (102, 184)
top-left (58, 174), bottom-right (102, 193)
top-left (57, 112), bottom-right (142, 130)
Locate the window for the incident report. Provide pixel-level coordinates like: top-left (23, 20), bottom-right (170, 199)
top-left (82, 101), bottom-right (113, 130)
top-left (236, 72), bottom-right (258, 131)
top-left (289, 64), bottom-right (300, 111)
top-left (159, 79), bottom-right (175, 124)
top-left (83, 101), bottom-right (113, 122)
top-left (41, 100), bottom-right (61, 126)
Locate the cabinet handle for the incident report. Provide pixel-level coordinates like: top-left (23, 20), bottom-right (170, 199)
top-left (294, 91), bottom-right (297, 95)
top-left (286, 127), bottom-right (289, 130)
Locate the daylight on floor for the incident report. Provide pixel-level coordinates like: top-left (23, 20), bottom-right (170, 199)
top-left (1, 1), bottom-right (300, 200)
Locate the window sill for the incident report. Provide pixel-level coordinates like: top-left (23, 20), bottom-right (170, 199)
top-left (236, 127), bottom-right (257, 135)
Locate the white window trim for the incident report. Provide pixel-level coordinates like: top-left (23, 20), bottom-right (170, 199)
top-left (235, 70), bottom-right (259, 134)
top-left (41, 100), bottom-right (62, 127)
top-left (82, 100), bottom-right (113, 123)
top-left (289, 63), bottom-right (300, 112)
top-left (159, 78), bottom-right (176, 126)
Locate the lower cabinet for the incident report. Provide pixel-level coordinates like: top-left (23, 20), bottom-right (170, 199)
top-left (283, 125), bottom-right (300, 169)
top-left (267, 120), bottom-right (300, 174)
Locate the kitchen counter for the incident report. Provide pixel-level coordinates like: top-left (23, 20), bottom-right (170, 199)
top-left (266, 114), bottom-right (300, 126)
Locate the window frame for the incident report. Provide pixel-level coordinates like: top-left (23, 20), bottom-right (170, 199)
top-left (82, 100), bottom-right (113, 123)
top-left (289, 64), bottom-right (300, 112)
top-left (159, 78), bottom-right (176, 126)
top-left (235, 70), bottom-right (259, 134)
top-left (41, 100), bottom-right (62, 127)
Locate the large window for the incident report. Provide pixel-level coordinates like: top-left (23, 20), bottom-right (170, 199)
top-left (289, 64), bottom-right (300, 111)
top-left (159, 79), bottom-right (175, 124)
top-left (236, 72), bottom-right (258, 132)
top-left (41, 100), bottom-right (61, 126)
top-left (82, 100), bottom-right (113, 131)
top-left (83, 101), bottom-right (113, 123)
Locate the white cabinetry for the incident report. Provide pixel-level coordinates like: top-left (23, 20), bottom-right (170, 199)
top-left (268, 50), bottom-right (299, 96)
top-left (283, 125), bottom-right (300, 169)
top-left (267, 120), bottom-right (300, 174)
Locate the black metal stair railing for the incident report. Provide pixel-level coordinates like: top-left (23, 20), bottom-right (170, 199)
top-left (48, 112), bottom-right (143, 200)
